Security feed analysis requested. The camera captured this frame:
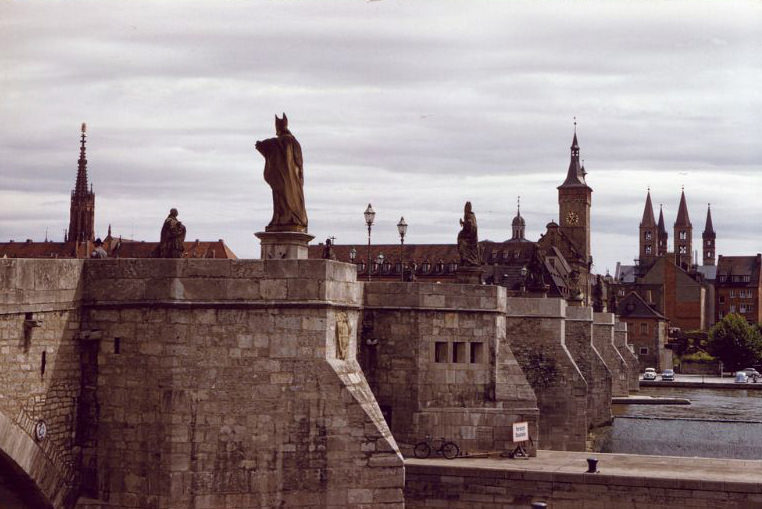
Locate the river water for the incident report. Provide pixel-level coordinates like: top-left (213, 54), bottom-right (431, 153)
top-left (614, 387), bottom-right (762, 421)
top-left (603, 387), bottom-right (762, 459)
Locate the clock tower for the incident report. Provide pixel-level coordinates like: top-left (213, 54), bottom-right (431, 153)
top-left (557, 129), bottom-right (593, 271)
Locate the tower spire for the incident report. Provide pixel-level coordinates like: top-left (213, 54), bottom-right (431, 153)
top-left (640, 189), bottom-right (656, 227)
top-left (657, 204), bottom-right (668, 256)
top-left (639, 189), bottom-right (657, 266)
top-left (702, 203), bottom-right (716, 266)
top-left (703, 203), bottom-right (714, 234)
top-left (74, 122), bottom-right (89, 196)
top-left (558, 119), bottom-right (588, 188)
top-left (68, 122), bottom-right (96, 243)
top-left (673, 188), bottom-right (693, 269)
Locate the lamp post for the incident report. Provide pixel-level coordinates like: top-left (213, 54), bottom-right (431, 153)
top-left (364, 204), bottom-right (376, 281)
top-left (397, 217), bottom-right (407, 281)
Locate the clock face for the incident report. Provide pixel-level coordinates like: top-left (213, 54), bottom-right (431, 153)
top-left (34, 420), bottom-right (47, 441)
top-left (566, 211), bottom-right (580, 225)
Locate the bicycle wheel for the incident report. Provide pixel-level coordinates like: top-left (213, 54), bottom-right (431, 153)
top-left (441, 442), bottom-right (459, 459)
top-left (413, 442), bottom-right (431, 459)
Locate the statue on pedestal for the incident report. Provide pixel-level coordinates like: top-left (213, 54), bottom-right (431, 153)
top-left (157, 208), bottom-right (186, 258)
top-left (457, 201), bottom-right (481, 266)
top-left (255, 113), bottom-right (308, 232)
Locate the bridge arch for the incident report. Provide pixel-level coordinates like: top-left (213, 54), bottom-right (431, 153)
top-left (0, 411), bottom-right (70, 508)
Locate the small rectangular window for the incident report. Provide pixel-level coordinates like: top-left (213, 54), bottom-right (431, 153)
top-left (470, 342), bottom-right (484, 363)
top-left (719, 296), bottom-right (725, 304)
top-left (435, 342), bottom-right (448, 363)
top-left (730, 305), bottom-right (736, 313)
top-left (639, 347), bottom-right (648, 355)
top-left (114, 337), bottom-right (121, 354)
top-left (452, 342), bottom-right (466, 363)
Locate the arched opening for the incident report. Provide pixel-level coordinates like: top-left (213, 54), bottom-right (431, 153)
top-left (0, 448), bottom-right (53, 509)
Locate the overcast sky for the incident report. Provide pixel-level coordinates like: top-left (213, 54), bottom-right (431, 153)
top-left (2, 0), bottom-right (761, 273)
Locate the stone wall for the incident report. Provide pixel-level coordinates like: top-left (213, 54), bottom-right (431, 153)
top-left (0, 259), bottom-right (85, 508)
top-left (593, 313), bottom-right (629, 397)
top-left (614, 320), bottom-right (640, 391)
top-left (505, 298), bottom-right (587, 451)
top-left (564, 306), bottom-right (612, 428)
top-left (362, 283), bottom-right (538, 456)
top-left (76, 259), bottom-right (403, 508)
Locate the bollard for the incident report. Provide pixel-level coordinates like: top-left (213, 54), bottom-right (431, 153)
top-left (586, 457), bottom-right (598, 473)
top-left (531, 503), bottom-right (548, 508)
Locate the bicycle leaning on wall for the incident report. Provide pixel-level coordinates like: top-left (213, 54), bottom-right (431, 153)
top-left (413, 435), bottom-right (460, 459)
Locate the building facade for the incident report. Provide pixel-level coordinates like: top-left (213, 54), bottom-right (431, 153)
top-left (715, 254), bottom-right (762, 324)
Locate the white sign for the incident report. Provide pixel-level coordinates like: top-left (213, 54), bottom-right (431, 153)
top-left (512, 421), bottom-right (529, 442)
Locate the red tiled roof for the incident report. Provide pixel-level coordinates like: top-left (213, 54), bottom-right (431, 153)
top-left (0, 241), bottom-right (77, 258)
top-left (111, 239), bottom-right (237, 259)
top-left (716, 254), bottom-right (761, 284)
top-left (0, 239), bottom-right (237, 259)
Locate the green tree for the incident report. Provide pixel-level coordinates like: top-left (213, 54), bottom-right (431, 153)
top-left (707, 313), bottom-right (762, 371)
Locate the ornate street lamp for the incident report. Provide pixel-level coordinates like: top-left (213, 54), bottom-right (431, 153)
top-left (397, 217), bottom-right (407, 281)
top-left (364, 204), bottom-right (376, 281)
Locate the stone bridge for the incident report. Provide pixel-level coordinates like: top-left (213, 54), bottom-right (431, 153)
top-left (0, 258), bottom-right (639, 507)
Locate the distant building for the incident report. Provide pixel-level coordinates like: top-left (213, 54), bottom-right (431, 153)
top-left (617, 291), bottom-right (670, 371)
top-left (309, 128), bottom-right (594, 304)
top-left (1, 124), bottom-right (237, 260)
top-left (615, 189), bottom-right (714, 331)
top-left (715, 254), bottom-right (762, 324)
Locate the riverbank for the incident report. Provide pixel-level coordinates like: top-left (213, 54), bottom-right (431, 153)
top-left (613, 395), bottom-right (690, 404)
top-left (640, 373), bottom-right (762, 390)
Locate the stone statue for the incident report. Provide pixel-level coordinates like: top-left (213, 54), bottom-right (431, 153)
top-left (255, 113), bottom-right (308, 232)
top-left (322, 237), bottom-right (337, 260)
top-left (526, 248), bottom-right (549, 293)
top-left (457, 201), bottom-right (481, 266)
top-left (91, 238), bottom-right (108, 259)
top-left (158, 208), bottom-right (186, 258)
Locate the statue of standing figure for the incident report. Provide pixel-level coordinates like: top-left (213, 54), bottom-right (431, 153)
top-left (255, 113), bottom-right (308, 232)
top-left (457, 201), bottom-right (481, 266)
top-left (158, 208), bottom-right (186, 258)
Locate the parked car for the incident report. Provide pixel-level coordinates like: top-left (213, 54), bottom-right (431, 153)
top-left (734, 371), bottom-right (749, 383)
top-left (741, 368), bottom-right (761, 381)
top-left (643, 368), bottom-right (657, 381)
top-left (661, 369), bottom-right (675, 381)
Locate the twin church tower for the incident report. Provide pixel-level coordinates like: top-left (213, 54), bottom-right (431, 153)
top-left (638, 187), bottom-right (715, 271)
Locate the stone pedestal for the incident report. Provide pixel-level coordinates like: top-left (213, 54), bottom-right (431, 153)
top-left (456, 266), bottom-right (483, 284)
top-left (255, 231), bottom-right (314, 260)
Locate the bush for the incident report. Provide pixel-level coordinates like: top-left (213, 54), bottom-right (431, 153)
top-left (680, 350), bottom-right (716, 363)
top-left (707, 313), bottom-right (762, 371)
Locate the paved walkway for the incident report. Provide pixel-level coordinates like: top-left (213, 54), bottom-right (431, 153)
top-left (406, 449), bottom-right (762, 485)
